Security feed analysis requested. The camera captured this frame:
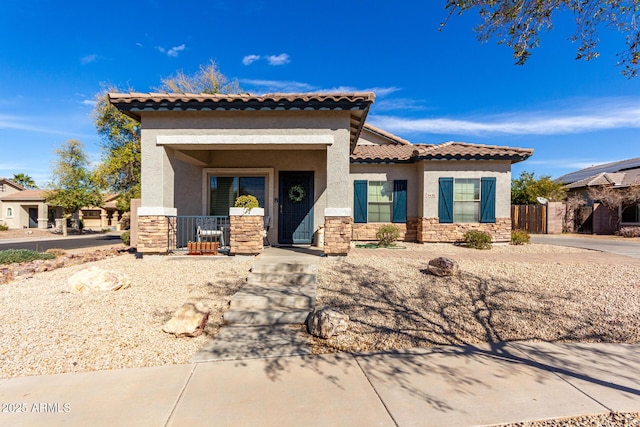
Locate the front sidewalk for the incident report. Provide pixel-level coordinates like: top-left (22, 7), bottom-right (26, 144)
top-left (1, 342), bottom-right (639, 426)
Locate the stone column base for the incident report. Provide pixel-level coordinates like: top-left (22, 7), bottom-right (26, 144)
top-left (137, 215), bottom-right (169, 253)
top-left (229, 212), bottom-right (263, 255)
top-left (324, 216), bottom-right (352, 255)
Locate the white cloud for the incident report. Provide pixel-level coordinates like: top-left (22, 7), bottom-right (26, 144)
top-left (242, 54), bottom-right (261, 65)
top-left (370, 98), bottom-right (640, 136)
top-left (157, 44), bottom-right (186, 57)
top-left (0, 114), bottom-right (94, 138)
top-left (267, 53), bottom-right (290, 65)
top-left (81, 54), bottom-right (97, 65)
top-left (81, 99), bottom-right (97, 107)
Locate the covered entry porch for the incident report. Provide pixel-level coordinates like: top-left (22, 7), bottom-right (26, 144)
top-left (110, 92), bottom-right (375, 256)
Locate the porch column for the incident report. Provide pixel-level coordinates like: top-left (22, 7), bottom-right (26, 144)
top-left (113, 211), bottom-right (121, 231)
top-left (100, 209), bottom-right (108, 228)
top-left (324, 128), bottom-right (352, 255)
top-left (37, 202), bottom-right (48, 229)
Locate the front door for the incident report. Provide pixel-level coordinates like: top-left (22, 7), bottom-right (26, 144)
top-left (28, 208), bottom-right (38, 228)
top-left (279, 171), bottom-right (314, 244)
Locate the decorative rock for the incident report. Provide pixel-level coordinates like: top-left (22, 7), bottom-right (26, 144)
top-left (427, 257), bottom-right (459, 277)
top-left (306, 306), bottom-right (349, 339)
top-left (68, 267), bottom-right (131, 294)
top-left (162, 302), bottom-right (210, 337)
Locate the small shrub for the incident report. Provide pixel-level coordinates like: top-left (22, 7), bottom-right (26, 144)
top-left (616, 227), bottom-right (640, 238)
top-left (511, 229), bottom-right (531, 245)
top-left (376, 224), bottom-right (400, 246)
top-left (0, 224), bottom-right (8, 231)
top-left (121, 231), bottom-right (131, 246)
top-left (234, 195), bottom-right (259, 212)
top-left (463, 230), bottom-right (492, 250)
top-left (0, 249), bottom-right (55, 265)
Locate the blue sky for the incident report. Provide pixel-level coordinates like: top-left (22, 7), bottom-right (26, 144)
top-left (1, 0), bottom-right (639, 187)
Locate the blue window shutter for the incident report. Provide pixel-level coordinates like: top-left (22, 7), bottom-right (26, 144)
top-left (392, 180), bottom-right (407, 223)
top-left (480, 177), bottom-right (496, 223)
top-left (438, 178), bottom-right (454, 223)
top-left (354, 180), bottom-right (368, 223)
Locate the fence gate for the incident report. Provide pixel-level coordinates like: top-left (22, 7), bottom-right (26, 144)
top-left (511, 205), bottom-right (547, 234)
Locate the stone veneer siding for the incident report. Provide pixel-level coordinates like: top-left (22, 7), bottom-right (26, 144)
top-left (137, 215), bottom-right (169, 253)
top-left (417, 218), bottom-right (511, 243)
top-left (324, 216), bottom-right (352, 255)
top-left (352, 218), bottom-right (420, 242)
top-left (229, 215), bottom-right (263, 255)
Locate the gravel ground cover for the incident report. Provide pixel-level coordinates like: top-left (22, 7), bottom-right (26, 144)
top-left (498, 411), bottom-right (640, 426)
top-left (312, 243), bottom-right (640, 354)
top-left (0, 254), bottom-right (252, 379)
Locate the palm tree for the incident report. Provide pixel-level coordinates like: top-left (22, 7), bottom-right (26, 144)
top-left (13, 173), bottom-right (38, 189)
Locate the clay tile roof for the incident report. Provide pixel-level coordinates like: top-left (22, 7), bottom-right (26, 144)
top-left (0, 189), bottom-right (46, 201)
top-left (108, 92), bottom-right (375, 118)
top-left (352, 141), bottom-right (533, 164)
top-left (351, 144), bottom-right (430, 162)
top-left (416, 142), bottom-right (533, 162)
top-left (362, 124), bottom-right (411, 145)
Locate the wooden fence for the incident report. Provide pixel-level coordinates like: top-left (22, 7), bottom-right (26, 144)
top-left (511, 205), bottom-right (547, 234)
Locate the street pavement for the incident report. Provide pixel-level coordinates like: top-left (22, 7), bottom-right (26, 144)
top-left (0, 233), bottom-right (123, 252)
top-left (531, 234), bottom-right (640, 258)
top-left (0, 342), bottom-right (639, 426)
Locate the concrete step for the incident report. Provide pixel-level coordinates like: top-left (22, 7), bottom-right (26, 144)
top-left (251, 262), bottom-right (318, 274)
top-left (247, 272), bottom-right (316, 286)
top-left (223, 308), bottom-right (311, 325)
top-left (230, 285), bottom-right (316, 310)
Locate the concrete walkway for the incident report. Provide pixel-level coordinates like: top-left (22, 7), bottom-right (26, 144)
top-left (193, 246), bottom-right (320, 362)
top-left (1, 342), bottom-right (639, 426)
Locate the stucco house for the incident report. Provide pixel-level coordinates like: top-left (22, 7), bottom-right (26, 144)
top-left (0, 179), bottom-right (62, 229)
top-left (558, 158), bottom-right (640, 233)
top-left (0, 181), bottom-right (122, 231)
top-left (109, 92), bottom-right (533, 255)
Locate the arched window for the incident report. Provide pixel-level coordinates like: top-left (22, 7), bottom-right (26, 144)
top-left (6, 207), bottom-right (13, 217)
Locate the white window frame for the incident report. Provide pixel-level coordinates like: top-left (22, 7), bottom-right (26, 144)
top-left (453, 178), bottom-right (481, 223)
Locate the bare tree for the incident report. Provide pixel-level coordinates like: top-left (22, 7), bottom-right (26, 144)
top-left (587, 184), bottom-right (640, 231)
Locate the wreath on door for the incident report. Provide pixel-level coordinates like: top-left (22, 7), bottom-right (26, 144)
top-left (288, 184), bottom-right (306, 203)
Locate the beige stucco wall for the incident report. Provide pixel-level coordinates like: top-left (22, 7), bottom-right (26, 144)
top-left (0, 201), bottom-right (49, 229)
top-left (422, 161), bottom-right (512, 219)
top-left (137, 110), bottom-right (352, 244)
top-left (349, 163), bottom-right (422, 219)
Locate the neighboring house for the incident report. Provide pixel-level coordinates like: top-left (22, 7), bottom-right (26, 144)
top-left (109, 92), bottom-right (532, 255)
top-left (0, 183), bottom-right (122, 230)
top-left (79, 194), bottom-right (124, 230)
top-left (557, 158), bottom-right (640, 233)
top-left (0, 187), bottom-right (62, 229)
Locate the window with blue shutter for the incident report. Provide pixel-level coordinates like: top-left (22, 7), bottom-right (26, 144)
top-left (354, 180), bottom-right (368, 223)
top-left (480, 177), bottom-right (496, 223)
top-left (392, 180), bottom-right (407, 223)
top-left (438, 177), bottom-right (454, 223)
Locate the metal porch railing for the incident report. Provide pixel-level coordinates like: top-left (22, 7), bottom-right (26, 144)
top-left (167, 216), bottom-right (231, 253)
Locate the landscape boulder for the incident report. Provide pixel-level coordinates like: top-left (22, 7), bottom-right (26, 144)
top-left (162, 302), bottom-right (210, 337)
top-left (306, 306), bottom-right (349, 339)
top-left (427, 257), bottom-right (459, 277)
top-left (68, 267), bottom-right (131, 294)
